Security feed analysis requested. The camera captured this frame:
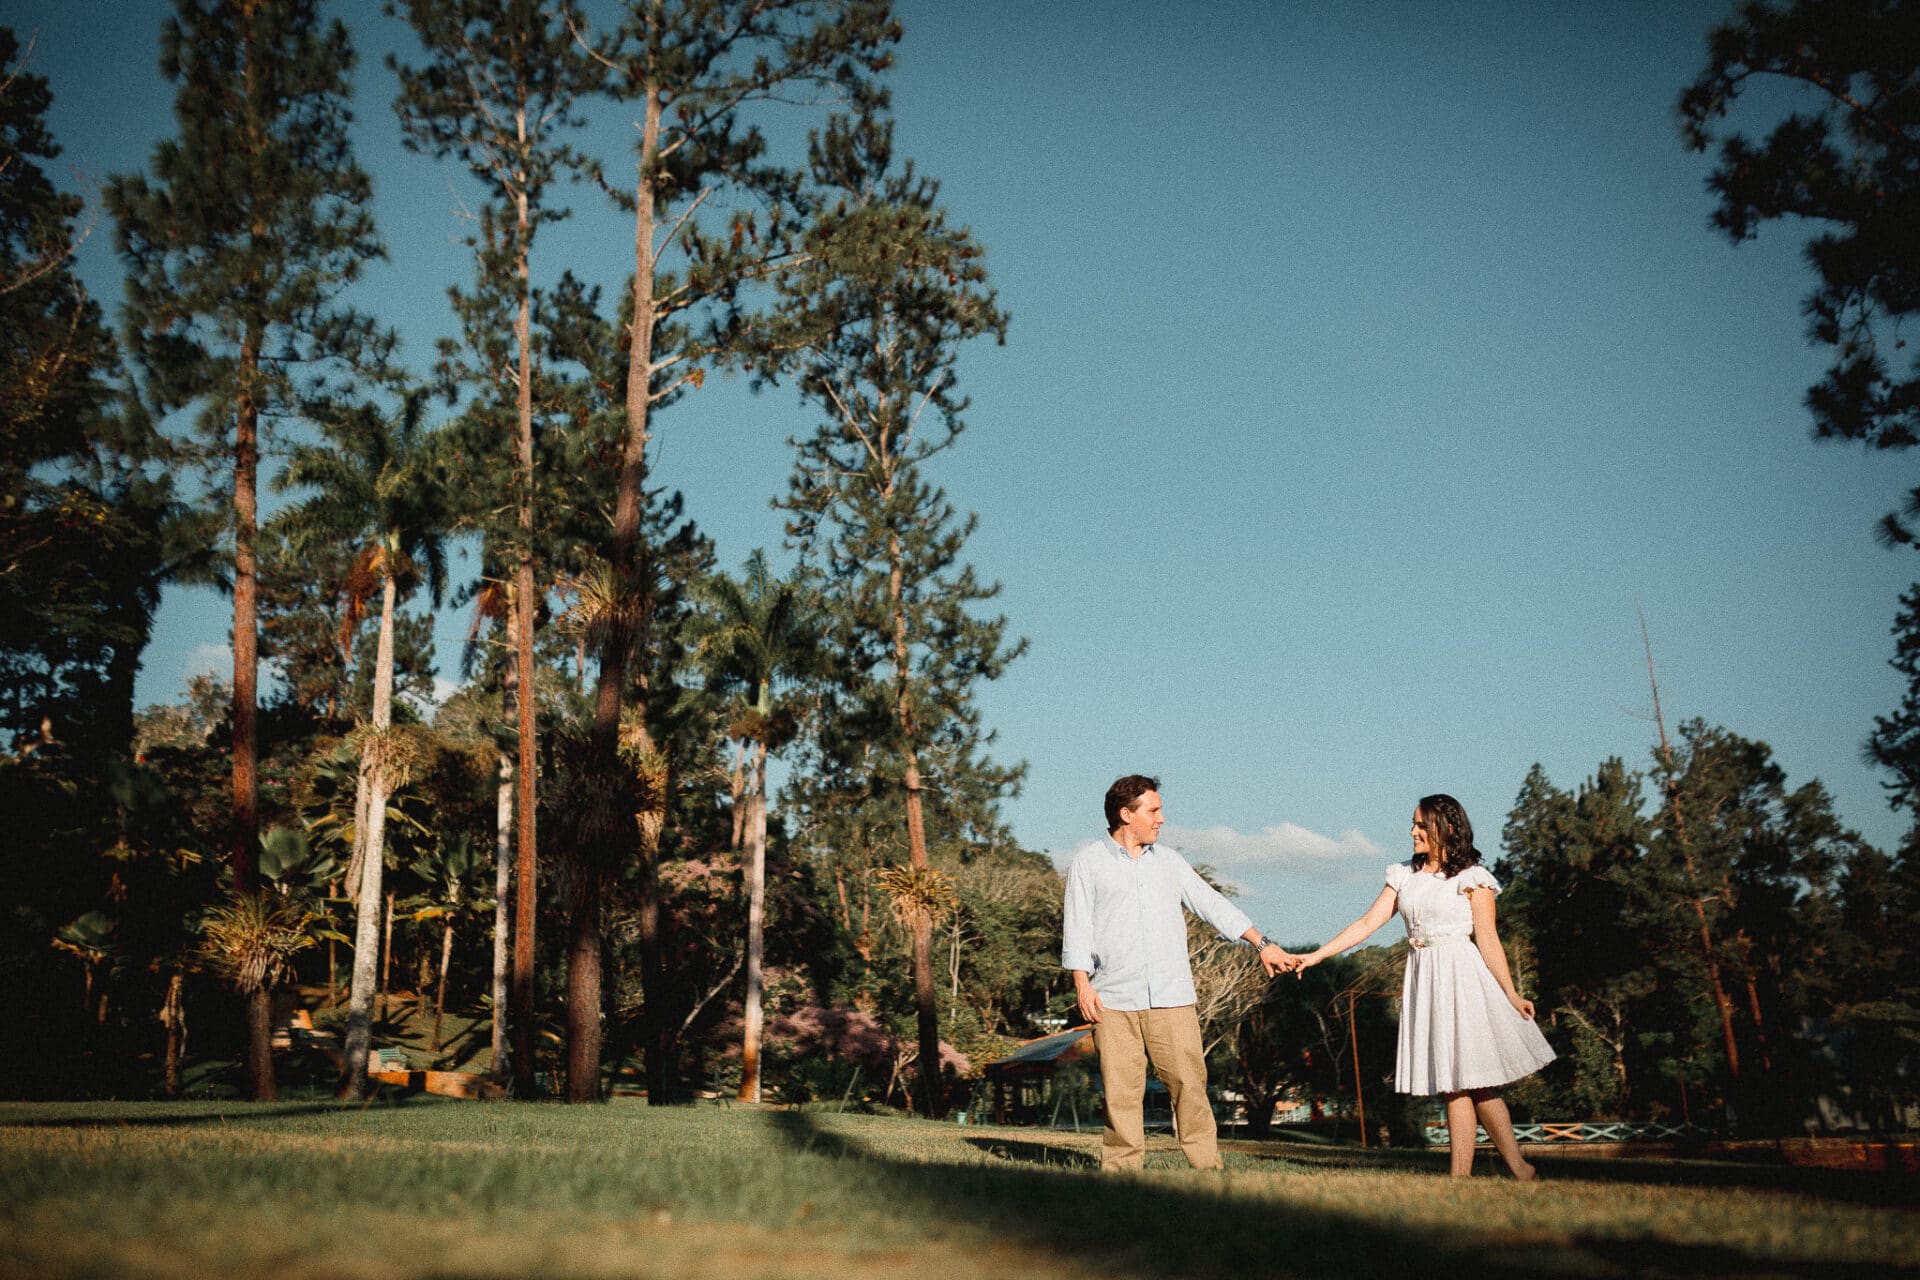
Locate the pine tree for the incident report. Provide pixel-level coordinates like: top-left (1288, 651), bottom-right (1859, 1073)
top-left (1, 26), bottom-right (174, 760)
top-left (0, 29), bottom-right (191, 1096)
top-left (106, 0), bottom-right (390, 1099)
top-left (389, 0), bottom-right (601, 1098)
top-left (1645, 720), bottom-right (1865, 1129)
top-left (1499, 761), bottom-right (1655, 1116)
top-left (561, 0), bottom-right (897, 1104)
top-left (775, 111), bottom-right (1020, 1116)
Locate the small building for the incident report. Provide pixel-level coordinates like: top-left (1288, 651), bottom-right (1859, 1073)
top-left (981, 1025), bottom-right (1097, 1125)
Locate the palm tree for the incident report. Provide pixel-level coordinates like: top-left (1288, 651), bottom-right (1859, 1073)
top-left (51, 912), bottom-right (118, 1023)
top-left (273, 391), bottom-right (450, 1098)
top-left (696, 551), bottom-right (820, 1103)
top-left (406, 833), bottom-right (486, 1052)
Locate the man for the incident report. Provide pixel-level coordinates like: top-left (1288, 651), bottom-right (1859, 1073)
top-left (1062, 775), bottom-right (1296, 1171)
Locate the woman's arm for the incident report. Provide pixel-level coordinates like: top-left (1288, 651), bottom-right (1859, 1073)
top-left (1297, 886), bottom-right (1398, 969)
top-left (1468, 888), bottom-right (1535, 1018)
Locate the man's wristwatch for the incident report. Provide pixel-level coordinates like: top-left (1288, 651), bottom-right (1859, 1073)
top-left (1250, 933), bottom-right (1272, 950)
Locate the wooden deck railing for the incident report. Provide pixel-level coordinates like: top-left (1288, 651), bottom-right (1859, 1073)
top-left (1423, 1120), bottom-right (1697, 1146)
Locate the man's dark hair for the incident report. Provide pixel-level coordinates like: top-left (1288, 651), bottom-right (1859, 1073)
top-left (1105, 774), bottom-right (1160, 831)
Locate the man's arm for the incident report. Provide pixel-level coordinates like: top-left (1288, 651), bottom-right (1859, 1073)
top-left (1061, 857), bottom-right (1101, 1022)
top-left (1177, 858), bottom-right (1298, 974)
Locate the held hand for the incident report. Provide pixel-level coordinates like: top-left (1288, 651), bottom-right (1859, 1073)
top-left (1077, 984), bottom-right (1104, 1025)
top-left (1258, 943), bottom-right (1299, 977)
top-left (1292, 951), bottom-right (1324, 980)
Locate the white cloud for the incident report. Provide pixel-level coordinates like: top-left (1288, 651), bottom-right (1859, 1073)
top-left (184, 643), bottom-right (230, 680)
top-left (1159, 822), bottom-right (1383, 874)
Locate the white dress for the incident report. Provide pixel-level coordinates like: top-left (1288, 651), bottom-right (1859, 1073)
top-left (1386, 861), bottom-right (1556, 1095)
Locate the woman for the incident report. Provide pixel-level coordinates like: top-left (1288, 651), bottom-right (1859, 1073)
top-left (1297, 794), bottom-right (1554, 1178)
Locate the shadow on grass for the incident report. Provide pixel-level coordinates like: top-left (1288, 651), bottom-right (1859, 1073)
top-left (1523, 1148), bottom-right (1918, 1208)
top-left (1237, 1139), bottom-right (1920, 1208)
top-left (962, 1136), bottom-right (1096, 1169)
top-left (762, 1111), bottom-right (1917, 1280)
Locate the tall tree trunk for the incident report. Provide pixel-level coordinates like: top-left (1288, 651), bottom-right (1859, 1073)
top-left (563, 874), bottom-right (604, 1102)
top-left (575, 81), bottom-right (664, 1106)
top-left (494, 749), bottom-right (513, 1081)
top-left (737, 740), bottom-right (768, 1103)
top-left (243, 980), bottom-right (274, 1101)
top-left (232, 316), bottom-right (261, 891)
top-left (326, 879), bottom-right (340, 1003)
top-left (638, 824), bottom-right (670, 1103)
top-left (511, 220), bottom-right (542, 1099)
top-left (381, 887), bottom-right (396, 1022)
top-left (160, 971), bottom-right (185, 1099)
top-left (347, 773), bottom-right (372, 903)
top-left (339, 770), bottom-right (392, 1098)
top-left (949, 913), bottom-right (962, 1004)
top-left (888, 526), bottom-right (943, 1118)
top-left (233, 329), bottom-right (273, 1101)
top-left (338, 569), bottom-right (400, 1099)
top-left (1729, 913), bottom-right (1773, 1075)
top-left (433, 878), bottom-right (459, 1051)
top-left (904, 751), bottom-right (940, 1116)
top-left (728, 738), bottom-right (747, 851)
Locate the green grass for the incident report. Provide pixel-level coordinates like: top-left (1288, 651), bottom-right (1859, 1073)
top-left (2, 1101), bottom-right (1914, 1279)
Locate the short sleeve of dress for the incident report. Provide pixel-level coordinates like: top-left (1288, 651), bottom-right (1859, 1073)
top-left (1385, 862), bottom-right (1412, 892)
top-left (1452, 865), bottom-right (1501, 896)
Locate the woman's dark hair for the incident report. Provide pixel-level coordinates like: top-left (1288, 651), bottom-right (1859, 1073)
top-left (1105, 774), bottom-right (1160, 832)
top-left (1415, 793), bottom-right (1483, 878)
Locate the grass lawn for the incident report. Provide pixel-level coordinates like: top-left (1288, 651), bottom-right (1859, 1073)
top-left (2, 1100), bottom-right (1915, 1279)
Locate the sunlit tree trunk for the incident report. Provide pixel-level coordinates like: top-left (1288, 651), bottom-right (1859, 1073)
top-left (737, 739), bottom-right (769, 1103)
top-left (234, 329), bottom-right (273, 1101)
top-left (493, 748), bottom-right (512, 1079)
top-left (573, 80), bottom-right (663, 1107)
top-left (510, 191), bottom-right (541, 1100)
top-left (160, 972), bottom-right (186, 1099)
top-left (891, 524), bottom-right (942, 1118)
top-left (339, 568), bottom-right (400, 1099)
top-left (433, 876), bottom-right (460, 1050)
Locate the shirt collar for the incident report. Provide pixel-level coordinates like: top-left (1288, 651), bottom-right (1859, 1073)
top-left (1103, 834), bottom-right (1155, 860)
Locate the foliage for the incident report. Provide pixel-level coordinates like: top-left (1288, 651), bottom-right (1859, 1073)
top-left (1497, 728), bottom-right (1903, 1132)
top-left (1678, 0), bottom-right (1920, 542)
top-left (875, 863), bottom-right (958, 928)
top-left (0, 27), bottom-right (176, 762)
top-left (196, 890), bottom-right (329, 995)
top-left (1499, 759), bottom-right (1660, 1119)
top-left (107, 0), bottom-right (392, 451)
top-left (1866, 584), bottom-right (1920, 812)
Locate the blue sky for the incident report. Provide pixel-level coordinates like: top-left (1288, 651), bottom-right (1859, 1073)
top-left (23, 0), bottom-right (1917, 945)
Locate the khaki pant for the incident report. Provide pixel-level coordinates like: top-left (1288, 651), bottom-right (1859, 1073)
top-left (1091, 1004), bottom-right (1220, 1170)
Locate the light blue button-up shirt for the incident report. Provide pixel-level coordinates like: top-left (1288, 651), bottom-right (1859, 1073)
top-left (1061, 836), bottom-right (1255, 1011)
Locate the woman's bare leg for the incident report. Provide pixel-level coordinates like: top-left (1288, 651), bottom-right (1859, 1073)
top-left (1471, 1090), bottom-right (1536, 1180)
top-left (1443, 1091), bottom-right (1478, 1176)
